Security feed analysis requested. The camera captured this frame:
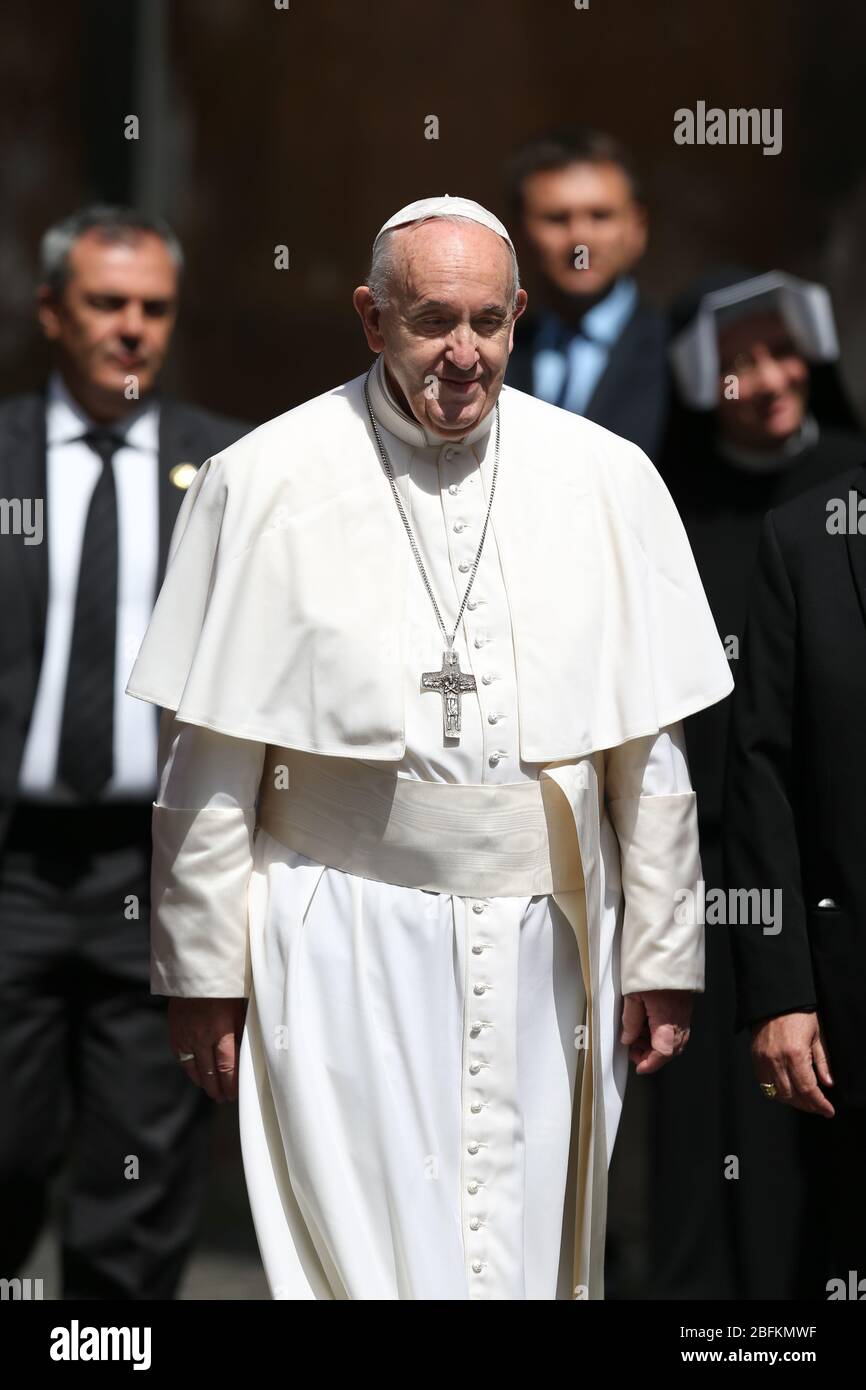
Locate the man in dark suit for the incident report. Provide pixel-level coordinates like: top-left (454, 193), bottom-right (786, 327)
top-left (0, 205), bottom-right (250, 1299)
top-left (504, 128), bottom-right (668, 459)
top-left (724, 463), bottom-right (866, 1294)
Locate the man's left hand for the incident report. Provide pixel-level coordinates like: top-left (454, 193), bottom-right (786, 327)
top-left (620, 990), bottom-right (692, 1074)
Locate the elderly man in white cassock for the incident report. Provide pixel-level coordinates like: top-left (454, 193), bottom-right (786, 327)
top-left (126, 195), bottom-right (732, 1301)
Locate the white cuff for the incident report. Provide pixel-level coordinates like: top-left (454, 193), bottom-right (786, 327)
top-left (608, 790), bottom-right (705, 994)
top-left (150, 803), bottom-right (255, 998)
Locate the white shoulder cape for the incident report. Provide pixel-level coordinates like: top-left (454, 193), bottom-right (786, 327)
top-left (126, 372), bottom-right (733, 760)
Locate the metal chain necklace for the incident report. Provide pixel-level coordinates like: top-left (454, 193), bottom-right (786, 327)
top-left (363, 365), bottom-right (500, 742)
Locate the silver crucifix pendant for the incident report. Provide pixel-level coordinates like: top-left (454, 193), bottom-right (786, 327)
top-left (421, 648), bottom-right (477, 741)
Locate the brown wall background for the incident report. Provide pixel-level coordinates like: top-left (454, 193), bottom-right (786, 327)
top-left (3, 0), bottom-right (866, 423)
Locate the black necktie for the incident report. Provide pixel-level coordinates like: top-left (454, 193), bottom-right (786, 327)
top-left (57, 429), bottom-right (122, 800)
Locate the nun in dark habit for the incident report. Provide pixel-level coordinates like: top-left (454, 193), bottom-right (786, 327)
top-left (649, 267), bottom-right (864, 1300)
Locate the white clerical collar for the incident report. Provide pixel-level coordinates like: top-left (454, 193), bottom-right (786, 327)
top-left (46, 368), bottom-right (159, 452)
top-left (367, 352), bottom-right (496, 450)
top-left (717, 413), bottom-right (820, 473)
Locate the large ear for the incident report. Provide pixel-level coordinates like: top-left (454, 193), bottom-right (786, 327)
top-left (353, 285), bottom-right (385, 353)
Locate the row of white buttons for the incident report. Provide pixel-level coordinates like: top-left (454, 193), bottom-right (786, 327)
top-left (466, 898), bottom-right (491, 1285)
top-left (439, 442), bottom-right (511, 779)
top-left (439, 441), bottom-right (519, 1289)
top-left (447, 439), bottom-right (514, 1273)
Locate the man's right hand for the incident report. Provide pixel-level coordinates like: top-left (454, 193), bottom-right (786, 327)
top-left (168, 997), bottom-right (248, 1103)
top-left (750, 1010), bottom-right (835, 1117)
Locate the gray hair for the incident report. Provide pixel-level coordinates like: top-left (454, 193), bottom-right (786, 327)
top-left (366, 214), bottom-right (521, 313)
top-left (39, 204), bottom-right (184, 296)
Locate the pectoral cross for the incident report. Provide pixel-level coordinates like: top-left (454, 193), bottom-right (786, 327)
top-left (421, 647), bottom-right (477, 741)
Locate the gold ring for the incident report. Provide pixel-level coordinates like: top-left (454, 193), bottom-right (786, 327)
top-left (760, 1081), bottom-right (778, 1099)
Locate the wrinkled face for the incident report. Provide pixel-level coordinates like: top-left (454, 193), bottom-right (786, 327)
top-left (716, 311), bottom-right (810, 448)
top-left (517, 161), bottom-right (647, 300)
top-left (37, 229), bottom-right (178, 402)
top-left (354, 219), bottom-right (527, 439)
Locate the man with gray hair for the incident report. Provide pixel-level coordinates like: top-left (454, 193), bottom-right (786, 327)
top-left (127, 194), bottom-right (732, 1300)
top-left (0, 204), bottom-right (250, 1298)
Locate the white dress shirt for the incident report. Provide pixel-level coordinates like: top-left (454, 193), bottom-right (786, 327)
top-left (532, 276), bottom-right (638, 415)
top-left (18, 370), bottom-right (160, 802)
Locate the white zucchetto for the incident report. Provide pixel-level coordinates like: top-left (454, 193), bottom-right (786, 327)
top-left (373, 194), bottom-right (514, 252)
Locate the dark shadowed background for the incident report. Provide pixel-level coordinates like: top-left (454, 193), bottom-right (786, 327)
top-left (3, 0), bottom-right (866, 423)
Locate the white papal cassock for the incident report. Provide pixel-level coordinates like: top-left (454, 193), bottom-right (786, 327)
top-left (128, 353), bottom-right (733, 1300)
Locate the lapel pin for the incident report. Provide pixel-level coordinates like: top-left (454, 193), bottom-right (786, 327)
top-left (169, 462), bottom-right (198, 490)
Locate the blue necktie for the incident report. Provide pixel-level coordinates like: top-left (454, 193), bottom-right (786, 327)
top-left (552, 322), bottom-right (593, 411)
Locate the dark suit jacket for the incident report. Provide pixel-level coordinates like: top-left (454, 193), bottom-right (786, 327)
top-left (505, 298), bottom-right (669, 459)
top-left (0, 388), bottom-right (250, 844)
top-left (723, 460), bottom-right (866, 1108)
